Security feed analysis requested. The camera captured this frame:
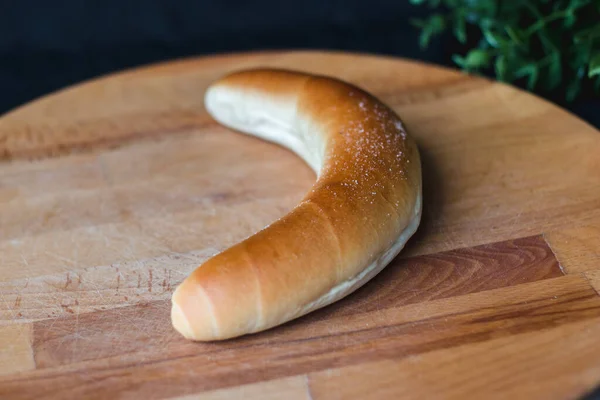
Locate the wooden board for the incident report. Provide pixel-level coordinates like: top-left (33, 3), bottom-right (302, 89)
top-left (1, 50), bottom-right (599, 399)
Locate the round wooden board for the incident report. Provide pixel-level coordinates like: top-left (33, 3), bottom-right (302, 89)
top-left (1, 51), bottom-right (600, 399)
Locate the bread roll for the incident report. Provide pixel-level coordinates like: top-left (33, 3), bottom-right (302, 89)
top-left (171, 69), bottom-right (422, 341)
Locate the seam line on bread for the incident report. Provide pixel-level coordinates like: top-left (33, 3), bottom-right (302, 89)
top-left (241, 244), bottom-right (265, 331)
top-left (302, 199), bottom-right (344, 282)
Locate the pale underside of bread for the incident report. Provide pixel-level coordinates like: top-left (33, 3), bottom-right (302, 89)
top-left (171, 69), bottom-right (422, 341)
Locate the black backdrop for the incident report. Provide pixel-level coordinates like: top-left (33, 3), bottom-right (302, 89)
top-left (1, 0), bottom-right (598, 129)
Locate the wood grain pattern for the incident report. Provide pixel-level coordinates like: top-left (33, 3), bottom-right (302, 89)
top-left (586, 270), bottom-right (600, 295)
top-left (545, 225), bottom-right (600, 273)
top-left (307, 316), bottom-right (600, 400)
top-left (0, 51), bottom-right (599, 399)
top-left (0, 132), bottom-right (314, 282)
top-left (172, 376), bottom-right (311, 400)
top-left (0, 249), bottom-right (214, 322)
top-left (28, 235), bottom-right (562, 369)
top-left (293, 234), bottom-right (563, 319)
top-left (2, 275), bottom-right (599, 399)
top-left (0, 324), bottom-right (34, 376)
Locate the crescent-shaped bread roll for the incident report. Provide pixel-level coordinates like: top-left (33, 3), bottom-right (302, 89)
top-left (171, 69), bottom-right (422, 341)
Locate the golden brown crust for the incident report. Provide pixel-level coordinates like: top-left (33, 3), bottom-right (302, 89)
top-left (171, 69), bottom-right (421, 341)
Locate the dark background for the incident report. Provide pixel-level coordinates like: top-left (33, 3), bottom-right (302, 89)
top-left (0, 0), bottom-right (598, 129)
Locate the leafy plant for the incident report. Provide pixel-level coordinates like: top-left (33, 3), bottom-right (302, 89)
top-left (410, 0), bottom-right (600, 101)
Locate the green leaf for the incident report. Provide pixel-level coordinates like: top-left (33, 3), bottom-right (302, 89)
top-left (566, 79), bottom-right (581, 102)
top-left (568, 0), bottom-right (592, 11)
top-left (453, 13), bottom-right (467, 44)
top-left (495, 55), bottom-right (508, 81)
top-left (546, 52), bottom-right (562, 90)
top-left (480, 18), bottom-right (494, 29)
top-left (524, 1), bottom-right (543, 18)
top-left (464, 49), bottom-right (491, 68)
top-left (574, 25), bottom-right (600, 43)
top-left (428, 14), bottom-right (446, 32)
top-left (465, 11), bottom-right (479, 23)
top-left (416, 14), bottom-right (446, 49)
top-left (419, 30), bottom-right (433, 49)
top-left (452, 54), bottom-right (466, 68)
top-left (552, 1), bottom-right (561, 12)
top-left (563, 10), bottom-right (576, 28)
top-left (515, 63), bottom-right (540, 90)
top-left (573, 42), bottom-right (593, 68)
top-left (411, 0), bottom-right (598, 101)
top-left (482, 28), bottom-right (507, 48)
top-left (538, 30), bottom-right (558, 52)
top-left (477, 1), bottom-right (497, 17)
top-left (595, 76), bottom-right (600, 92)
top-left (505, 26), bottom-right (524, 46)
top-left (589, 53), bottom-right (600, 77)
top-left (527, 67), bottom-right (539, 90)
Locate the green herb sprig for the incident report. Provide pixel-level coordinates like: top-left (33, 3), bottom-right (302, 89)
top-left (410, 0), bottom-right (600, 101)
